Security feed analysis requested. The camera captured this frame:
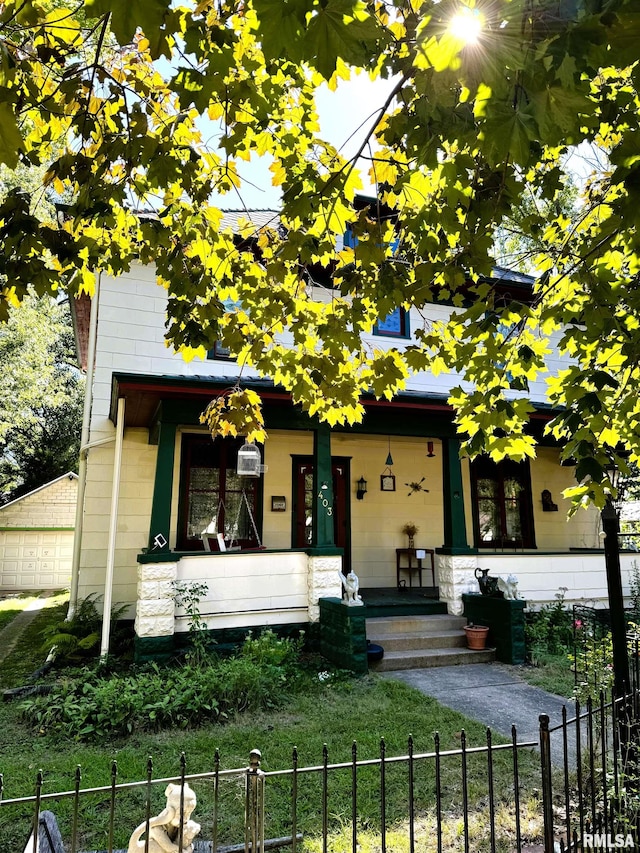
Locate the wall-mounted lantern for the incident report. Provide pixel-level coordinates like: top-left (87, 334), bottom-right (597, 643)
top-left (356, 476), bottom-right (368, 500)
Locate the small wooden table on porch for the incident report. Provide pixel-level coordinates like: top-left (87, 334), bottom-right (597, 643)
top-left (396, 547), bottom-right (435, 589)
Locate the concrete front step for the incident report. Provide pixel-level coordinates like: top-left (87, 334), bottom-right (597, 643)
top-left (370, 629), bottom-right (468, 652)
top-left (369, 646), bottom-right (496, 671)
top-left (366, 614), bottom-right (495, 671)
top-left (367, 614), bottom-right (467, 635)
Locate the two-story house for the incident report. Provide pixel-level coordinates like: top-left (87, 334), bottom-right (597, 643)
top-left (70, 206), bottom-right (632, 661)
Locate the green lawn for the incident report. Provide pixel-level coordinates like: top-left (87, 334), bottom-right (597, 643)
top-left (0, 675), bottom-right (544, 852)
top-left (0, 600), bottom-right (551, 852)
top-left (0, 592), bottom-right (41, 634)
top-left (513, 651), bottom-right (576, 700)
top-left (0, 591), bottom-right (68, 689)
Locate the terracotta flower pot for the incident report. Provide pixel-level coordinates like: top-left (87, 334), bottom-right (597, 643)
top-left (464, 624), bottom-right (489, 650)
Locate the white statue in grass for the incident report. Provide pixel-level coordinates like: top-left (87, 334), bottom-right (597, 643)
top-left (338, 570), bottom-right (364, 606)
top-left (128, 782), bottom-right (201, 853)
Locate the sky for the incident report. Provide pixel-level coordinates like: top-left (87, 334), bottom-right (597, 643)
top-left (209, 73), bottom-right (397, 210)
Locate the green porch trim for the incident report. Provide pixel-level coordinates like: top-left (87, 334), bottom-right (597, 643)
top-left (135, 623), bottom-right (319, 662)
top-left (305, 546), bottom-right (344, 557)
top-left (0, 526), bottom-right (75, 532)
top-left (134, 634), bottom-right (175, 663)
top-left (313, 425), bottom-right (335, 547)
top-left (174, 621), bottom-right (316, 654)
top-left (441, 438), bottom-right (474, 553)
top-left (319, 597), bottom-right (368, 674)
top-left (147, 420), bottom-right (177, 553)
top-left (137, 547), bottom-right (311, 563)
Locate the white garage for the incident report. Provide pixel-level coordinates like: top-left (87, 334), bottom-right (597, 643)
top-left (0, 473), bottom-right (77, 591)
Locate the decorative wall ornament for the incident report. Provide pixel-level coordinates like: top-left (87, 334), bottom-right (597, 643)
top-left (380, 472), bottom-right (396, 491)
top-left (381, 436), bottom-right (396, 490)
top-left (405, 477), bottom-right (429, 496)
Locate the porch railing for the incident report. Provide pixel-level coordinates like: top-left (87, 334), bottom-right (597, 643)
top-left (3, 692), bottom-right (640, 853)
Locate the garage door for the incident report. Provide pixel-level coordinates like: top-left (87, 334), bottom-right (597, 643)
top-left (0, 530), bottom-right (74, 589)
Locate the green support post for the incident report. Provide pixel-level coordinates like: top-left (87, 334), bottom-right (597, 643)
top-left (441, 437), bottom-right (474, 554)
top-left (147, 420), bottom-right (177, 552)
top-left (313, 425), bottom-right (335, 547)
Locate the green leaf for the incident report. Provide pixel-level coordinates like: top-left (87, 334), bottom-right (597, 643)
top-left (575, 457), bottom-right (604, 484)
top-left (253, 0), bottom-right (311, 62)
top-left (0, 103), bottom-right (23, 168)
top-left (304, 0), bottom-right (383, 79)
top-left (85, 0), bottom-right (169, 47)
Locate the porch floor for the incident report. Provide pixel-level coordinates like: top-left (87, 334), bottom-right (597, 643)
top-left (360, 586), bottom-right (447, 618)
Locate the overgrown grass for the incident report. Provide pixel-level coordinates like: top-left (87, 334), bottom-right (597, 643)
top-left (0, 597), bottom-right (551, 851)
top-left (0, 676), bottom-right (544, 852)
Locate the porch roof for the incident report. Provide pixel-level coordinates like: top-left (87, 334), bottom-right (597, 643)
top-left (109, 372), bottom-right (558, 441)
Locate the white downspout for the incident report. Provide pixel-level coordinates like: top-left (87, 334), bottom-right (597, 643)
top-left (67, 273), bottom-right (101, 620)
top-left (100, 396), bottom-right (126, 660)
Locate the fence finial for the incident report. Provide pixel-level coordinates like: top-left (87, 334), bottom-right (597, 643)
top-left (249, 749), bottom-right (262, 772)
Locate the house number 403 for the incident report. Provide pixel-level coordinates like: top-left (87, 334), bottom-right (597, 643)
top-left (317, 490), bottom-right (333, 516)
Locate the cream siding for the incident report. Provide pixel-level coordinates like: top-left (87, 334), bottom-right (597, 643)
top-left (77, 263), bottom-right (611, 621)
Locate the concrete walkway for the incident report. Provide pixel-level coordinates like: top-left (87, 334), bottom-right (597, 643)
top-left (0, 590), bottom-right (57, 667)
top-left (382, 662), bottom-right (579, 763)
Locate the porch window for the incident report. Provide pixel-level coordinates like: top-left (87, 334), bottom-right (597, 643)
top-left (178, 435), bottom-right (260, 551)
top-left (470, 457), bottom-right (535, 549)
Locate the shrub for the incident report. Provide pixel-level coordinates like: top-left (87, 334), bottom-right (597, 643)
top-left (21, 632), bottom-right (305, 740)
top-left (525, 587), bottom-right (573, 662)
top-left (41, 594), bottom-right (130, 665)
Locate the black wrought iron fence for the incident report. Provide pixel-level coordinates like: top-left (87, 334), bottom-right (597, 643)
top-left (543, 690), bottom-right (640, 851)
top-left (3, 692), bottom-right (640, 853)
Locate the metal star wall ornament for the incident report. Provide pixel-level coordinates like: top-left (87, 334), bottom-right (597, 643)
top-left (405, 478), bottom-right (429, 496)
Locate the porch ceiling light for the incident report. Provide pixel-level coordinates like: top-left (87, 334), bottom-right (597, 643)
top-left (356, 476), bottom-right (368, 500)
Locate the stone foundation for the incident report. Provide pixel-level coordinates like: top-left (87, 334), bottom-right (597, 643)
top-left (307, 554), bottom-right (342, 621)
top-left (437, 554), bottom-right (479, 614)
top-left (134, 561), bottom-right (177, 638)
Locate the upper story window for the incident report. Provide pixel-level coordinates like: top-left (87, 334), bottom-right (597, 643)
top-left (374, 307), bottom-right (409, 338)
top-left (342, 226), bottom-right (407, 338)
top-left (207, 341), bottom-right (232, 360)
top-left (206, 298), bottom-right (242, 361)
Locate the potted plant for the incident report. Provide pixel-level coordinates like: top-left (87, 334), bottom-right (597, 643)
top-left (464, 623), bottom-right (490, 650)
top-left (401, 522), bottom-right (419, 549)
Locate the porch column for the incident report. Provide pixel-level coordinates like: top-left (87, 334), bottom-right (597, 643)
top-left (147, 421), bottom-right (177, 553)
top-left (312, 424), bottom-right (335, 547)
top-left (441, 437), bottom-right (473, 554)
